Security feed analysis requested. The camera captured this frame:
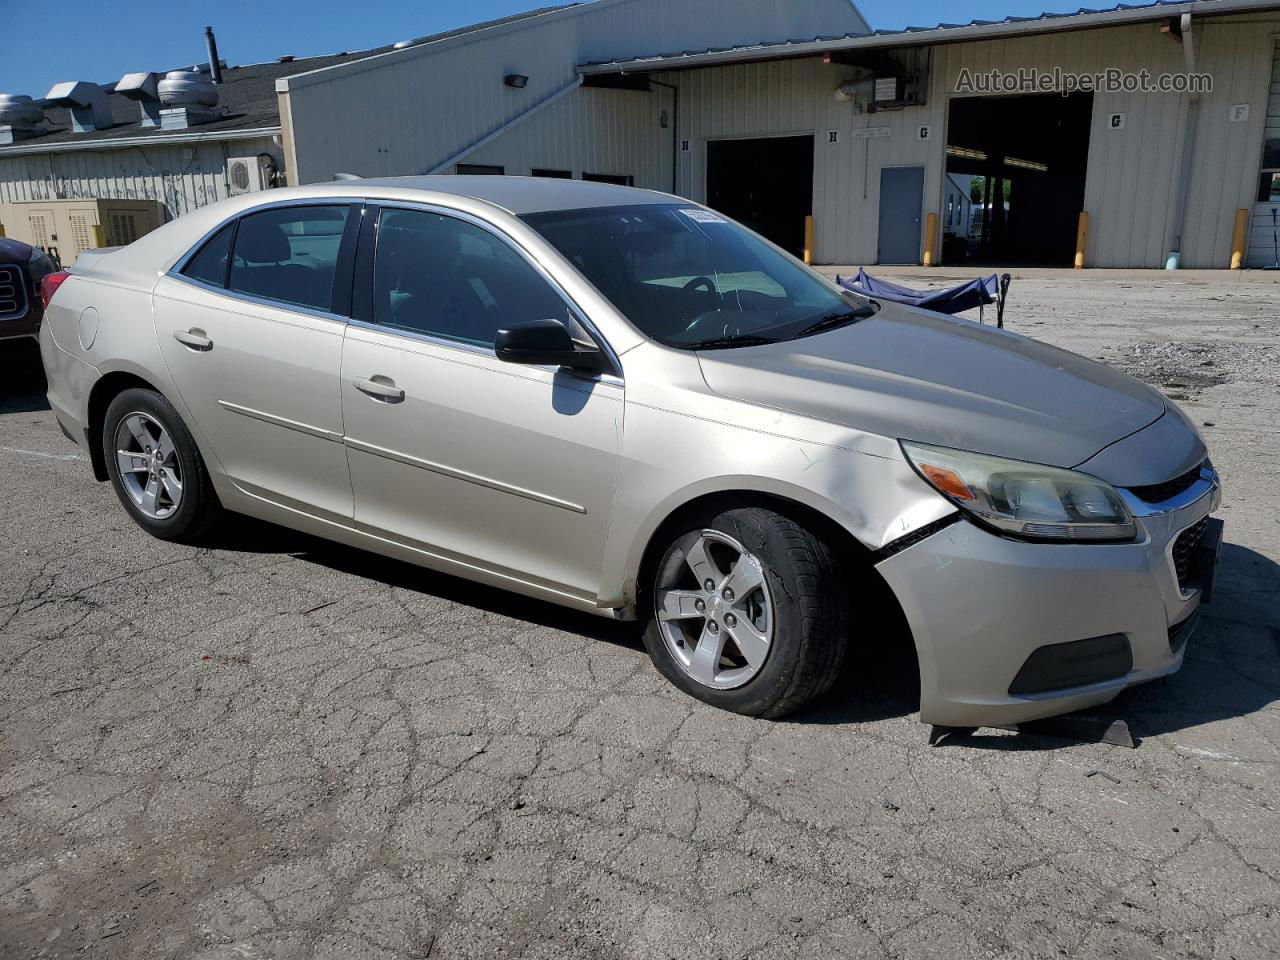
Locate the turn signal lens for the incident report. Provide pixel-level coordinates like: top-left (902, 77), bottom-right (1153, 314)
top-left (918, 463), bottom-right (975, 501)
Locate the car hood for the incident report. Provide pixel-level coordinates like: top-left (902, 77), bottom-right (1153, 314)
top-left (696, 303), bottom-right (1167, 471)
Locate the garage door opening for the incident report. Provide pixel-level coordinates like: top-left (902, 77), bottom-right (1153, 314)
top-left (944, 92), bottom-right (1093, 266)
top-left (707, 135), bottom-right (814, 257)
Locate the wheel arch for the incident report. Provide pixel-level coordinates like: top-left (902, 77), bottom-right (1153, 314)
top-left (613, 477), bottom-right (882, 614)
top-left (85, 369), bottom-right (178, 482)
top-left (625, 484), bottom-right (919, 704)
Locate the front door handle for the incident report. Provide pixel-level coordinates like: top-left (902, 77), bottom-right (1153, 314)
top-left (353, 376), bottom-right (405, 403)
top-left (173, 328), bottom-right (213, 351)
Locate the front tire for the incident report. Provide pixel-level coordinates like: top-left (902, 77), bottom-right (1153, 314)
top-left (102, 387), bottom-right (223, 544)
top-left (641, 504), bottom-right (849, 718)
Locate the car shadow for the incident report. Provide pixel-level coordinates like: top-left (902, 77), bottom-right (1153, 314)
top-left (0, 339), bottom-right (50, 414)
top-left (230, 521), bottom-right (642, 651)
top-left (205, 517), bottom-right (1277, 746)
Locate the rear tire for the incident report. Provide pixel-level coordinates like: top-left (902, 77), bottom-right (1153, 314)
top-left (641, 504), bottom-right (849, 718)
top-left (102, 387), bottom-right (223, 544)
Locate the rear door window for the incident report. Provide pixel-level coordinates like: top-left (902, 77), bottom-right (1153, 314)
top-left (228, 205), bottom-right (350, 312)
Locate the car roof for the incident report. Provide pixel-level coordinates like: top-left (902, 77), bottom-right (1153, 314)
top-left (348, 175), bottom-right (679, 215)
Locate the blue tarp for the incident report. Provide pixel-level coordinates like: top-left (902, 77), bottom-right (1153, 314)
top-left (837, 268), bottom-right (1001, 316)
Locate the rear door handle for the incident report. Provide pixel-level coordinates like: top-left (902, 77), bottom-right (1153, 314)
top-left (173, 328), bottom-right (213, 351)
top-left (353, 376), bottom-right (405, 403)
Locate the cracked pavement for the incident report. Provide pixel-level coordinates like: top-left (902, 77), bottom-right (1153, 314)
top-left (2, 271), bottom-right (1279, 959)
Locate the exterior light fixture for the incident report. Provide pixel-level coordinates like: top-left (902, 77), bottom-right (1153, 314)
top-left (504, 74), bottom-right (529, 88)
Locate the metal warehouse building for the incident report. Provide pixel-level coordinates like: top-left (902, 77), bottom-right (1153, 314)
top-left (276, 0), bottom-right (1280, 269)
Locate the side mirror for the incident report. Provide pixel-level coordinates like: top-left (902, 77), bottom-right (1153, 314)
top-left (494, 319), bottom-right (609, 374)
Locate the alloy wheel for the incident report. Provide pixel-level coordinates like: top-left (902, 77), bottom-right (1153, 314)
top-left (114, 412), bottom-right (183, 519)
top-left (654, 529), bottom-right (774, 689)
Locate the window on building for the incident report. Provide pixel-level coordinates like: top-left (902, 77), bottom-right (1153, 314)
top-left (1256, 139), bottom-right (1280, 201)
top-left (583, 173), bottom-right (634, 186)
top-left (456, 164), bottom-right (505, 175)
top-left (532, 168), bottom-right (573, 179)
top-left (181, 222), bottom-right (236, 288)
top-left (1260, 172), bottom-right (1280, 203)
top-left (372, 208), bottom-right (572, 348)
top-left (228, 205), bottom-right (350, 312)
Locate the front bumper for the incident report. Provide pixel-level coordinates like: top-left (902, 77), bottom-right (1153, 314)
top-left (876, 480), bottom-right (1220, 727)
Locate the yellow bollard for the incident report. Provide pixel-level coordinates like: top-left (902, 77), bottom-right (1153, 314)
top-left (1229, 208), bottom-right (1249, 269)
top-left (1074, 212), bottom-right (1089, 269)
top-left (90, 224), bottom-right (107, 248)
top-left (803, 215), bottom-right (815, 265)
top-left (922, 212), bottom-right (938, 267)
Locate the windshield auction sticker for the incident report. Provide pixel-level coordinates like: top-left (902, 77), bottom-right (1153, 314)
top-left (680, 208), bottom-right (727, 224)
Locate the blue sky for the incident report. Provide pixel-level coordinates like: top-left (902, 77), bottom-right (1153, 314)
top-left (0, 0), bottom-right (1069, 94)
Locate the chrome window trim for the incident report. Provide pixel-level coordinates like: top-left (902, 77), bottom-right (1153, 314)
top-left (364, 200), bottom-right (625, 383)
top-left (1118, 464), bottom-right (1219, 518)
top-left (162, 271), bottom-right (352, 328)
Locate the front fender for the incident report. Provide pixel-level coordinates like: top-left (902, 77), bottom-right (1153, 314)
top-left (596, 399), bottom-right (953, 612)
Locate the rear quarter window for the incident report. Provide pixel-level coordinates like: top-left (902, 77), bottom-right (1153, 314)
top-left (180, 222), bottom-right (235, 287)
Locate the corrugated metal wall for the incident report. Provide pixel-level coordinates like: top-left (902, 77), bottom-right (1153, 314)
top-left (0, 137), bottom-right (280, 221)
top-left (654, 13), bottom-right (1280, 267)
top-left (281, 0), bottom-right (868, 185)
top-left (1246, 39), bottom-right (1280, 266)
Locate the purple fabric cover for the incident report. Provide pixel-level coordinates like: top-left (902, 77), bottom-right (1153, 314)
top-left (838, 267), bottom-right (999, 315)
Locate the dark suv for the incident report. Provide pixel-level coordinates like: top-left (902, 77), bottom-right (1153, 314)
top-left (1, 237), bottom-right (58, 344)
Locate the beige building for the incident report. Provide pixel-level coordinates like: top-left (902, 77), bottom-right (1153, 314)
top-left (278, 0), bottom-right (1280, 269)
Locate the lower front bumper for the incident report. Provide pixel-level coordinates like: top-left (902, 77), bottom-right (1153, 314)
top-left (876, 500), bottom-right (1217, 727)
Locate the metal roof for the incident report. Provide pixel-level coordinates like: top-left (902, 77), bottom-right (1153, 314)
top-left (579, 0), bottom-right (1280, 73)
top-left (0, 6), bottom-right (570, 156)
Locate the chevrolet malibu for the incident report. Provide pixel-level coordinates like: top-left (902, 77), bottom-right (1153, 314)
top-left (39, 177), bottom-right (1222, 727)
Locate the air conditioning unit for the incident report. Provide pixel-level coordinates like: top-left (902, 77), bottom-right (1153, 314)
top-left (0, 198), bottom-right (165, 265)
top-left (227, 156), bottom-right (268, 195)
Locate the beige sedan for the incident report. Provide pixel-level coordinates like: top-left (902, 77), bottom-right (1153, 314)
top-left (39, 177), bottom-right (1221, 727)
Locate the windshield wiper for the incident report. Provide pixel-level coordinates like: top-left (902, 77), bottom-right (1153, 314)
top-left (678, 334), bottom-right (778, 351)
top-left (795, 306), bottom-right (876, 339)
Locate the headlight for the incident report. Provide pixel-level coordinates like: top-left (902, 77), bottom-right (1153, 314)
top-left (901, 441), bottom-right (1136, 542)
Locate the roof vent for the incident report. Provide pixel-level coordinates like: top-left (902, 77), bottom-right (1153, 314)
top-left (0, 93), bottom-right (45, 143)
top-left (157, 71), bottom-right (220, 129)
top-left (393, 40), bottom-right (414, 49)
top-left (44, 81), bottom-right (114, 133)
top-left (115, 72), bottom-right (162, 126)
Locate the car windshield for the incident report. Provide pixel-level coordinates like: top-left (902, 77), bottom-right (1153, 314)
top-left (521, 203), bottom-right (872, 349)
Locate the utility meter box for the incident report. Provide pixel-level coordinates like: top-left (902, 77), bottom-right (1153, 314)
top-left (0, 198), bottom-right (166, 266)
